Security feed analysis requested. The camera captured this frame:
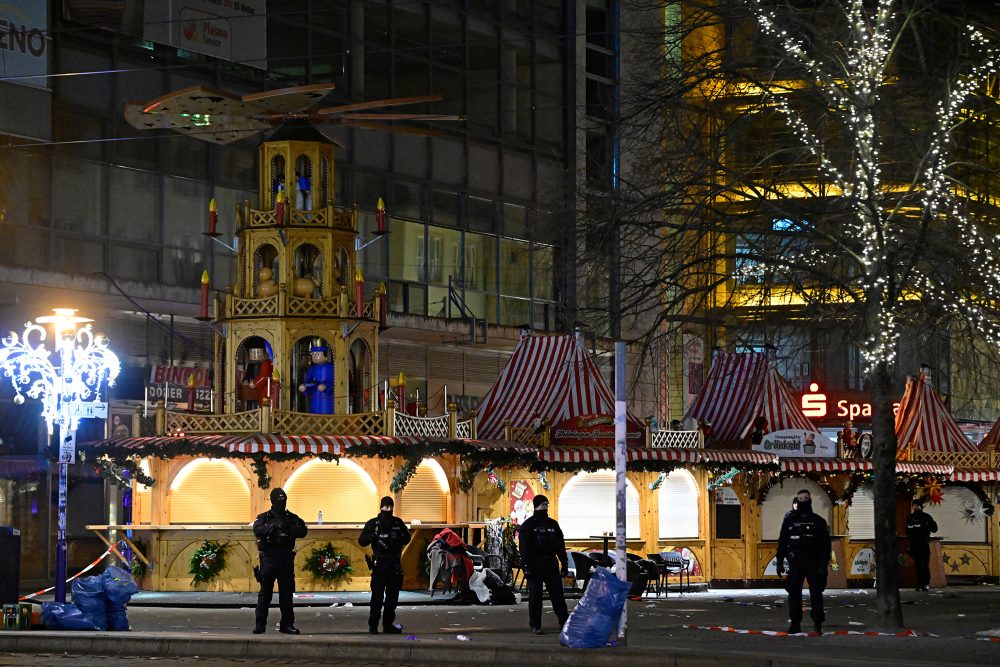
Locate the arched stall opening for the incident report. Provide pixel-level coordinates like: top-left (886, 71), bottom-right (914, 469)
top-left (399, 459), bottom-right (449, 523)
top-left (557, 470), bottom-right (641, 540)
top-left (168, 459), bottom-right (250, 524)
top-left (658, 469), bottom-right (700, 539)
top-left (285, 459), bottom-right (378, 523)
top-left (761, 479), bottom-right (832, 540)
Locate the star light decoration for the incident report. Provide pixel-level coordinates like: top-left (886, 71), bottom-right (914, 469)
top-left (961, 501), bottom-right (989, 524)
top-left (740, 0), bottom-right (1000, 373)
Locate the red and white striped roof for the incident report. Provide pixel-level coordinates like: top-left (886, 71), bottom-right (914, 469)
top-left (979, 419), bottom-right (1000, 452)
top-left (90, 434), bottom-right (421, 456)
top-left (780, 457), bottom-right (870, 473)
top-left (949, 468), bottom-right (1000, 483)
top-left (684, 352), bottom-right (814, 445)
top-left (538, 446), bottom-right (703, 465)
top-left (700, 449), bottom-right (778, 466)
top-left (475, 334), bottom-right (642, 440)
top-left (895, 372), bottom-right (978, 453)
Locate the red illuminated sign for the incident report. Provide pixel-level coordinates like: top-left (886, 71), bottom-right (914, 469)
top-left (799, 383), bottom-right (899, 421)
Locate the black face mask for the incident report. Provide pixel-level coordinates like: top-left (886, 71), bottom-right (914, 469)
top-left (271, 495), bottom-right (287, 514)
top-left (796, 499), bottom-right (812, 514)
top-left (379, 508), bottom-right (393, 519)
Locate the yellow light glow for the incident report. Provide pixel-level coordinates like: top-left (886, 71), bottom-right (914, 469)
top-left (418, 458), bottom-right (450, 494)
top-left (285, 458), bottom-right (377, 494)
top-left (35, 308), bottom-right (92, 338)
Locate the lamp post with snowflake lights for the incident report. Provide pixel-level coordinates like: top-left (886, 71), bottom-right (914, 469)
top-left (0, 308), bottom-right (120, 602)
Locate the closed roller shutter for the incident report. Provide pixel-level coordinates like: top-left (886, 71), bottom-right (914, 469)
top-left (390, 343), bottom-right (427, 380)
top-left (464, 352), bottom-right (502, 385)
top-left (168, 459), bottom-right (250, 524)
top-left (399, 461), bottom-right (448, 522)
top-left (658, 470), bottom-right (700, 539)
top-left (134, 460), bottom-right (153, 524)
top-left (760, 480), bottom-right (832, 540)
top-left (378, 341), bottom-right (391, 378)
top-left (847, 484), bottom-right (875, 541)
top-left (429, 348), bottom-right (464, 380)
top-left (934, 487), bottom-right (987, 543)
top-left (285, 460), bottom-right (378, 523)
top-left (557, 470), bottom-right (640, 539)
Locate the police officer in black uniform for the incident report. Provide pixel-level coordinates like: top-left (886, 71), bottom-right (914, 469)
top-left (252, 487), bottom-right (308, 634)
top-left (359, 495), bottom-right (411, 634)
top-left (518, 494), bottom-right (569, 635)
top-left (906, 498), bottom-right (939, 591)
top-left (775, 489), bottom-right (831, 634)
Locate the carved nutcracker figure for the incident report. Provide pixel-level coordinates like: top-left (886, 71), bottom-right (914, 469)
top-left (298, 340), bottom-right (334, 414)
top-left (241, 347), bottom-right (273, 409)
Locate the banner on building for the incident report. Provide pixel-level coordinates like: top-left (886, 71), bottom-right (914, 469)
top-left (64, 0), bottom-right (266, 68)
top-left (751, 428), bottom-right (837, 458)
top-left (2, 0), bottom-right (49, 88)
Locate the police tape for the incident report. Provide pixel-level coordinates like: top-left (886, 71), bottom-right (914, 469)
top-left (683, 624), bottom-right (936, 638)
top-left (18, 545), bottom-right (116, 602)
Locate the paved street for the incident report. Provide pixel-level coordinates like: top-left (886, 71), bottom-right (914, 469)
top-left (3, 586), bottom-right (1000, 665)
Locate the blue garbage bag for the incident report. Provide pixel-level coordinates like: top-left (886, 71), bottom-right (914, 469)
top-left (559, 567), bottom-right (632, 649)
top-left (102, 566), bottom-right (139, 631)
top-left (71, 574), bottom-right (109, 631)
top-left (41, 601), bottom-right (102, 631)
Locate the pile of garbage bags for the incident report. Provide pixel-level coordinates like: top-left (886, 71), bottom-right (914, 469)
top-left (41, 566), bottom-right (139, 631)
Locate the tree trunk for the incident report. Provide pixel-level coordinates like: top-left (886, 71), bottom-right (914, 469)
top-left (869, 358), bottom-right (904, 628)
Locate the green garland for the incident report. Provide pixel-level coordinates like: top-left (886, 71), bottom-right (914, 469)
top-left (303, 542), bottom-right (353, 584)
top-left (390, 459), bottom-right (419, 492)
top-left (189, 540), bottom-right (229, 585)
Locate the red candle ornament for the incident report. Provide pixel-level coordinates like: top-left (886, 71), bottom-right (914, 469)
top-left (275, 189), bottom-right (285, 227)
top-left (355, 268), bottom-right (365, 317)
top-left (207, 197), bottom-right (218, 235)
top-left (199, 270), bottom-right (210, 319)
top-left (187, 373), bottom-right (196, 412)
top-left (376, 196), bottom-right (386, 234)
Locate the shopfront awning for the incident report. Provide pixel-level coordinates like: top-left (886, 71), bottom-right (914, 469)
top-left (700, 449), bottom-right (778, 466)
top-left (780, 457), bottom-right (871, 473)
top-left (88, 433), bottom-right (423, 456)
top-left (537, 446), bottom-right (702, 465)
top-left (949, 468), bottom-right (1000, 482)
top-left (894, 462), bottom-right (954, 475)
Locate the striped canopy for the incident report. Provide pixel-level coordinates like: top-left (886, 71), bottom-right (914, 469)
top-left (88, 433), bottom-right (422, 456)
top-left (979, 418), bottom-right (1000, 451)
top-left (780, 457), bottom-right (954, 476)
top-left (894, 372), bottom-right (978, 453)
top-left (684, 352), bottom-right (815, 446)
top-left (475, 334), bottom-right (642, 440)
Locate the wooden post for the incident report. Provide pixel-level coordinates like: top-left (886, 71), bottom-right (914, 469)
top-left (132, 404), bottom-right (143, 438)
top-left (504, 417), bottom-right (512, 441)
top-left (385, 397), bottom-right (396, 436)
top-left (260, 396), bottom-right (272, 433)
top-left (541, 418), bottom-right (550, 448)
top-left (339, 285), bottom-right (348, 317)
top-left (645, 416), bottom-right (653, 448)
top-left (448, 402), bottom-right (458, 439)
top-left (469, 408), bottom-right (478, 439)
top-left (154, 401), bottom-right (166, 435)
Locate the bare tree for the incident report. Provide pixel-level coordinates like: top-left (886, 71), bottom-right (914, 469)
top-left (596, 0), bottom-right (1000, 627)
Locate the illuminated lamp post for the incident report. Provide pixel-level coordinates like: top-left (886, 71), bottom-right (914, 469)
top-left (0, 308), bottom-right (121, 602)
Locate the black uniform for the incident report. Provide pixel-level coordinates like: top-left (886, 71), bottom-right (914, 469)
top-left (906, 507), bottom-right (938, 590)
top-left (518, 510), bottom-right (569, 632)
top-left (776, 504), bottom-right (831, 632)
top-left (359, 511), bottom-right (411, 633)
top-left (252, 506), bottom-right (307, 632)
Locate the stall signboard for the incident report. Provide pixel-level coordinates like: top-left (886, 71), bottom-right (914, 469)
top-left (715, 487), bottom-right (741, 505)
top-left (509, 480), bottom-right (535, 525)
top-left (1, 0), bottom-right (49, 88)
top-left (751, 428), bottom-right (837, 457)
top-left (147, 364), bottom-right (213, 409)
top-left (550, 415), bottom-right (643, 447)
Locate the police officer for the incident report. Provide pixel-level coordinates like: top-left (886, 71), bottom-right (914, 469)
top-left (359, 496), bottom-right (411, 634)
top-left (775, 489), bottom-right (831, 634)
top-left (252, 487), bottom-right (308, 634)
top-left (906, 498), bottom-right (939, 591)
top-left (518, 494), bottom-right (569, 635)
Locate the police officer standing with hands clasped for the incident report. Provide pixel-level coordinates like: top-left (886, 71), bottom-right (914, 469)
top-left (775, 489), bottom-right (831, 634)
top-left (518, 494), bottom-right (569, 635)
top-left (359, 496), bottom-right (411, 634)
top-left (252, 488), bottom-right (308, 634)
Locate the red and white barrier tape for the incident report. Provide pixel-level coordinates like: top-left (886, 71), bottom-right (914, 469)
top-left (18, 545), bottom-right (115, 602)
top-left (684, 624), bottom-right (936, 638)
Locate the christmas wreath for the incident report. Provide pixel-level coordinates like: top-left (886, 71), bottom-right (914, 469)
top-left (303, 542), bottom-right (353, 584)
top-left (189, 540), bottom-right (230, 585)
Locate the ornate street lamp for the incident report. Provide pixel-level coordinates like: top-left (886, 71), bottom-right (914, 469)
top-left (0, 308), bottom-right (120, 602)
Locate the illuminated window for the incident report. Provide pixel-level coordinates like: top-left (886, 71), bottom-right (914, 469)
top-left (658, 470), bottom-right (700, 539)
top-left (285, 459), bottom-right (378, 523)
top-left (399, 459), bottom-right (449, 523)
top-left (761, 480), bottom-right (831, 541)
top-left (168, 459), bottom-right (250, 524)
top-left (557, 470), bottom-right (640, 539)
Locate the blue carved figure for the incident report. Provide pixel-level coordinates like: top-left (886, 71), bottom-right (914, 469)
top-left (298, 341), bottom-right (334, 414)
